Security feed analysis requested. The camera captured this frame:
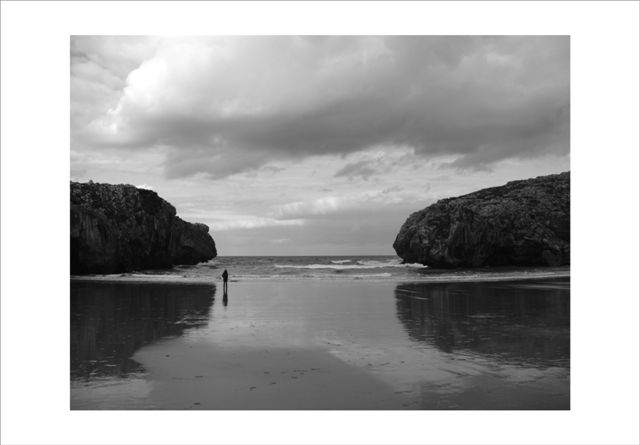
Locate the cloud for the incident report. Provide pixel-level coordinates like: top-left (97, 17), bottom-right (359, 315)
top-left (211, 217), bottom-right (305, 231)
top-left (334, 162), bottom-right (378, 180)
top-left (271, 196), bottom-right (342, 219)
top-left (72, 36), bottom-right (569, 179)
top-left (179, 207), bottom-right (306, 231)
top-left (269, 184), bottom-right (435, 222)
top-left (333, 145), bottom-right (417, 179)
top-left (71, 36), bottom-right (159, 132)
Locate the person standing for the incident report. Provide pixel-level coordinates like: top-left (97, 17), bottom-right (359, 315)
top-left (222, 269), bottom-right (229, 293)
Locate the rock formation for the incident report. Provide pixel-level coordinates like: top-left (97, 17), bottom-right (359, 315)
top-left (71, 181), bottom-right (217, 274)
top-left (393, 172), bottom-right (570, 268)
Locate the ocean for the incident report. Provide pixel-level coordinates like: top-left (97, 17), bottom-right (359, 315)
top-left (72, 255), bottom-right (570, 283)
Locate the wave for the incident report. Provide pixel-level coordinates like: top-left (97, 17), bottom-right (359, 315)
top-left (275, 259), bottom-right (425, 270)
top-left (234, 272), bottom-right (393, 280)
top-left (275, 264), bottom-right (373, 270)
top-left (356, 259), bottom-right (425, 268)
top-left (330, 259), bottom-right (352, 264)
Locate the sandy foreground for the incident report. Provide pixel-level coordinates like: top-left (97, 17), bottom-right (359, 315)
top-left (71, 279), bottom-right (569, 410)
top-left (130, 341), bottom-right (410, 410)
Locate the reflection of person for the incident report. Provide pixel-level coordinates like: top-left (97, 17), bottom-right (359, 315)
top-left (222, 269), bottom-right (229, 292)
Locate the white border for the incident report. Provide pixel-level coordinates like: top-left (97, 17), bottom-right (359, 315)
top-left (1, 1), bottom-right (639, 444)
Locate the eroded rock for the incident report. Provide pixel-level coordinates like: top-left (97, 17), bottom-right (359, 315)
top-left (71, 181), bottom-right (217, 274)
top-left (393, 172), bottom-right (570, 268)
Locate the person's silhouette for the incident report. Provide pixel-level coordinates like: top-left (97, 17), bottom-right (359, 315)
top-left (222, 269), bottom-right (229, 292)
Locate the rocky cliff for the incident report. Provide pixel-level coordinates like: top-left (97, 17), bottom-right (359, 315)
top-left (393, 172), bottom-right (570, 268)
top-left (71, 181), bottom-right (217, 274)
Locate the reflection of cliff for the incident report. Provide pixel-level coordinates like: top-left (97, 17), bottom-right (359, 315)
top-left (394, 280), bottom-right (570, 366)
top-left (71, 282), bottom-right (216, 380)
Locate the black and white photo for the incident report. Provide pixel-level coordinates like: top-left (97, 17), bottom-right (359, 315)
top-left (70, 36), bottom-right (570, 410)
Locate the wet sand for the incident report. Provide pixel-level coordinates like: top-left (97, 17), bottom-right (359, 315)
top-left (71, 279), bottom-right (570, 410)
top-left (132, 342), bottom-right (408, 409)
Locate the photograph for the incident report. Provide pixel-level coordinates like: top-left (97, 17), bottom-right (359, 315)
top-left (70, 35), bottom-right (571, 410)
top-left (2, 1), bottom-right (640, 444)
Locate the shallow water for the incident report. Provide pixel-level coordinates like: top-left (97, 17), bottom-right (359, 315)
top-left (71, 277), bottom-right (569, 409)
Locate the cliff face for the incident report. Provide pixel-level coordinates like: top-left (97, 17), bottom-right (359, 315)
top-left (393, 172), bottom-right (570, 268)
top-left (71, 182), bottom-right (217, 274)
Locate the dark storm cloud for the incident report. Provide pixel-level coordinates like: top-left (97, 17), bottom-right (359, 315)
top-left (73, 36), bottom-right (569, 179)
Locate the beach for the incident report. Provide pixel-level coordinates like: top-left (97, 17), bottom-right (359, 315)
top-left (71, 272), bottom-right (570, 410)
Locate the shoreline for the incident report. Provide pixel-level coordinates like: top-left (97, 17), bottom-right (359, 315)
top-left (70, 269), bottom-right (570, 285)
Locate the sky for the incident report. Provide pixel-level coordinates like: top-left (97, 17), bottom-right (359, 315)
top-left (70, 36), bottom-right (569, 256)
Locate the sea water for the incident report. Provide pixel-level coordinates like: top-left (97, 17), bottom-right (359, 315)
top-left (74, 255), bottom-right (570, 283)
